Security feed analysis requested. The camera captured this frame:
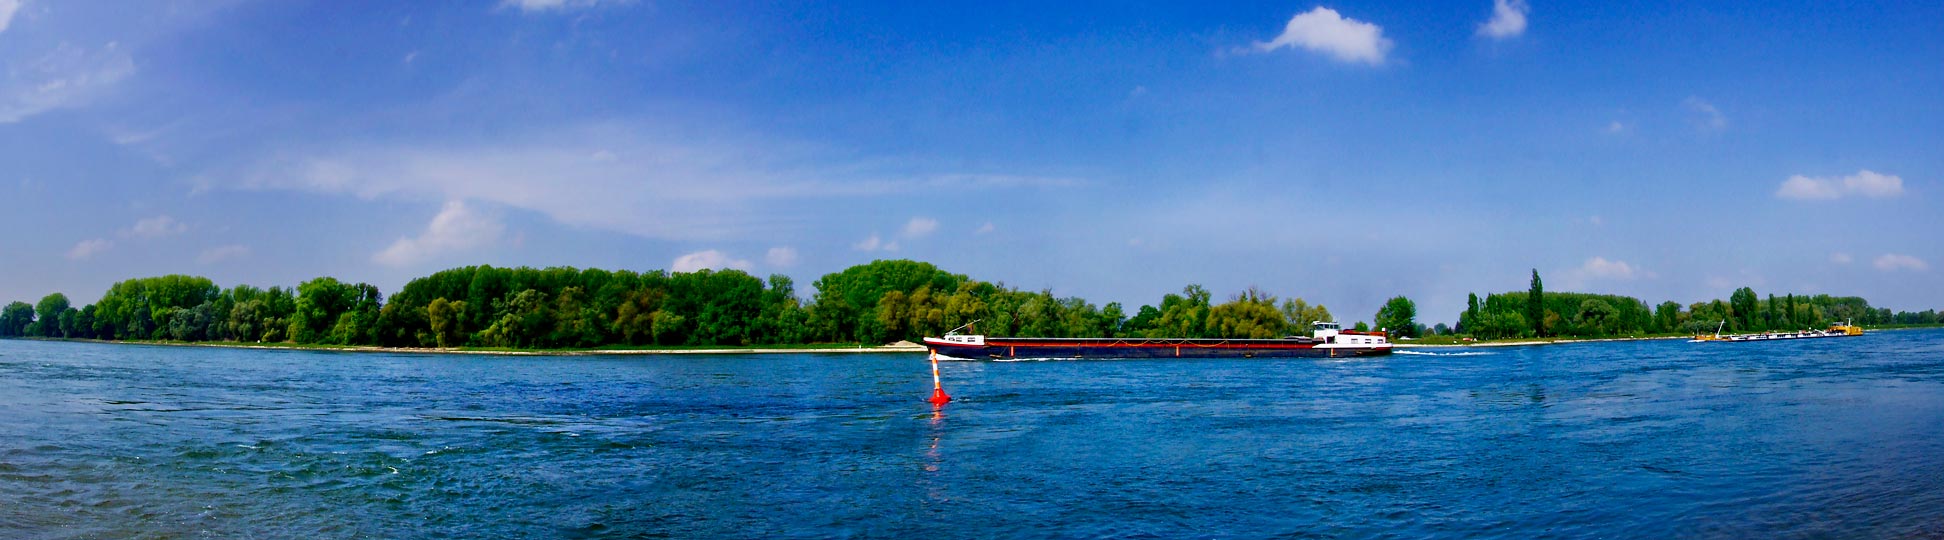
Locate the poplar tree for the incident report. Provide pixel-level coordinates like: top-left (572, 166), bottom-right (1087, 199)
top-left (1464, 293), bottom-right (1480, 333)
top-left (1528, 269), bottom-right (1545, 337)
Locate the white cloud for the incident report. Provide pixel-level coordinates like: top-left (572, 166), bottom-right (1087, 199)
top-left (1684, 97), bottom-right (1727, 132)
top-left (902, 217), bottom-right (938, 238)
top-left (852, 233), bottom-right (899, 252)
top-left (765, 246), bottom-right (799, 267)
top-left (197, 244), bottom-right (250, 264)
top-left (975, 222), bottom-right (995, 235)
top-left (1477, 0), bottom-right (1529, 39)
top-left (373, 201), bottom-right (505, 267)
top-left (1874, 254), bottom-right (1928, 272)
top-left (1575, 256), bottom-right (1651, 281)
top-left (1605, 121), bottom-right (1625, 134)
top-left (0, 0), bottom-right (21, 33)
top-left (66, 238), bottom-right (111, 260)
top-left (1775, 170), bottom-right (1904, 201)
top-left (0, 41), bottom-right (136, 123)
top-left (671, 250), bottom-right (751, 273)
top-left (853, 234), bottom-right (882, 251)
top-left (1776, 176), bottom-right (1840, 200)
top-left (1830, 252), bottom-right (1853, 265)
top-left (126, 215), bottom-right (187, 238)
top-left (499, 0), bottom-right (625, 13)
top-left (1251, 7), bottom-right (1393, 66)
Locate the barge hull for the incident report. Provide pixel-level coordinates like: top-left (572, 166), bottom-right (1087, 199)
top-left (926, 341), bottom-right (1391, 360)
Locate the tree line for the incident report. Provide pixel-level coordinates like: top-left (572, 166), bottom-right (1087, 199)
top-left (0, 260), bottom-right (1343, 348)
top-left (1450, 269), bottom-right (1942, 339)
top-left (5, 263), bottom-right (1936, 347)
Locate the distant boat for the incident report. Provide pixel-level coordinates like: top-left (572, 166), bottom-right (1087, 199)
top-left (1688, 320), bottom-right (1864, 343)
top-left (922, 321), bottom-right (1392, 360)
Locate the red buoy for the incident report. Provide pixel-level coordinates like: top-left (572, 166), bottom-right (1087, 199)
top-left (927, 351), bottom-right (952, 405)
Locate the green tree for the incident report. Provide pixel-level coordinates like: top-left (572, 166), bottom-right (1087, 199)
top-left (1280, 297), bottom-right (1333, 330)
top-left (292, 277), bottom-right (383, 344)
top-left (1654, 301), bottom-right (1683, 333)
top-left (1375, 296), bottom-right (1418, 338)
top-left (809, 260), bottom-right (967, 343)
top-left (34, 293), bottom-right (70, 337)
top-left (478, 289), bottom-right (551, 347)
top-left (1462, 293), bottom-right (1481, 334)
top-left (1576, 298), bottom-right (1619, 336)
top-left (58, 307), bottom-right (86, 339)
top-left (1206, 287), bottom-right (1286, 339)
top-left (1729, 287), bottom-right (1759, 331)
top-left (0, 301), bottom-right (35, 337)
top-left (426, 298), bottom-right (467, 348)
top-left (1148, 285), bottom-right (1212, 338)
top-left (1527, 269), bottom-right (1545, 337)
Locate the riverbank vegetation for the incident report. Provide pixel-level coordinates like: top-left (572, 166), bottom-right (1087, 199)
top-left (2, 262), bottom-right (1937, 349)
top-left (1447, 269), bottom-right (1939, 340)
top-left (0, 260), bottom-right (1337, 348)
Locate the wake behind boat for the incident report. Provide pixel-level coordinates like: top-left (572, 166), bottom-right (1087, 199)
top-left (923, 321), bottom-right (1392, 360)
top-left (1688, 321), bottom-right (1864, 343)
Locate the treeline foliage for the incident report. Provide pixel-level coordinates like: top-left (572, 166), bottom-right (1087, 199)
top-left (0, 260), bottom-right (1344, 348)
top-left (1454, 271), bottom-right (1938, 339)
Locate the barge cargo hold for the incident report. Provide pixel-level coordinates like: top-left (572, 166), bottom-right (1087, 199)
top-left (922, 321), bottom-right (1392, 360)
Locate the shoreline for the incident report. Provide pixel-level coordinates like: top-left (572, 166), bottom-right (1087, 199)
top-left (1394, 325), bottom-right (1938, 349)
top-left (15, 325), bottom-right (1933, 356)
top-left (22, 338), bottom-right (930, 357)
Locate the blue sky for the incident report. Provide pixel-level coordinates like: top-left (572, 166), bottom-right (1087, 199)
top-left (2, 0), bottom-right (1939, 325)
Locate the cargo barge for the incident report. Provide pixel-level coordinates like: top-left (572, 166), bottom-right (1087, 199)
top-left (922, 321), bottom-right (1392, 360)
top-left (1688, 321), bottom-right (1864, 343)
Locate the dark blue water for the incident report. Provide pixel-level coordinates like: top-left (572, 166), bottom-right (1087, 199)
top-left (4, 331), bottom-right (1944, 538)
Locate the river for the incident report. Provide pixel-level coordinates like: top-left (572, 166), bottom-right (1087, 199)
top-left (4, 330), bottom-right (1943, 538)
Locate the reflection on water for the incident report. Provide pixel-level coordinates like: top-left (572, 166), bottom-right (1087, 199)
top-left (1, 330), bottom-right (1943, 537)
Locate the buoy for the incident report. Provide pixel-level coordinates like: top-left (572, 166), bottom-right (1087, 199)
top-left (927, 350), bottom-right (952, 405)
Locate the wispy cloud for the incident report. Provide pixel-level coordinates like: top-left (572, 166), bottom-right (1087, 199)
top-left (1775, 170), bottom-right (1904, 201)
top-left (217, 125), bottom-right (1078, 242)
top-left (66, 238), bottom-right (111, 260)
top-left (902, 217), bottom-right (938, 238)
top-left (1477, 0), bottom-right (1529, 39)
top-left (0, 41), bottom-right (137, 123)
top-left (1830, 252), bottom-right (1853, 265)
top-left (1575, 256), bottom-right (1653, 281)
top-left (671, 250), bottom-right (751, 273)
top-left (764, 246), bottom-right (799, 268)
top-left (1684, 97), bottom-right (1727, 132)
top-left (1874, 254), bottom-right (1928, 272)
top-left (125, 215), bottom-right (187, 238)
top-left (197, 244), bottom-right (250, 264)
top-left (852, 233), bottom-right (899, 252)
top-left (975, 222), bottom-right (995, 235)
top-left (498, 0), bottom-right (627, 13)
top-left (373, 201), bottom-right (505, 267)
top-left (1249, 7), bottom-right (1393, 66)
top-left (0, 0), bottom-right (22, 34)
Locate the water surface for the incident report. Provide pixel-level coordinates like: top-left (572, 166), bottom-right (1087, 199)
top-left (4, 330), bottom-right (1943, 538)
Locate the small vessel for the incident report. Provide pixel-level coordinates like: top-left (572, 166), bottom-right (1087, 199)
top-left (922, 321), bottom-right (1392, 360)
top-left (1688, 321), bottom-right (1864, 343)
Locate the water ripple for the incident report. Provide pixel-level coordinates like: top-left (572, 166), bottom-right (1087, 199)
top-left (1, 331), bottom-right (1942, 537)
